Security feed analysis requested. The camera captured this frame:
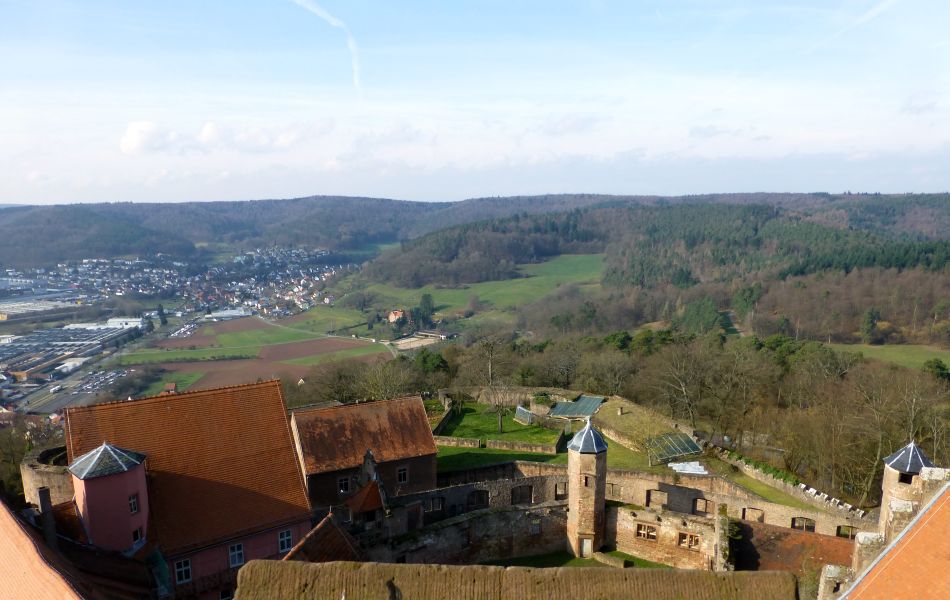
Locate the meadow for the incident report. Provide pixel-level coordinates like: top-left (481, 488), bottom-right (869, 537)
top-left (828, 343), bottom-right (950, 370)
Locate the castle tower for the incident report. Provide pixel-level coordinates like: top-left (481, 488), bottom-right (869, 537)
top-left (68, 442), bottom-right (149, 553)
top-left (878, 441), bottom-right (934, 541)
top-left (566, 419), bottom-right (607, 558)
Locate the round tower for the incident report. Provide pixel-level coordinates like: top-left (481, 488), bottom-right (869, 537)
top-left (878, 441), bottom-right (933, 539)
top-left (566, 419), bottom-right (607, 558)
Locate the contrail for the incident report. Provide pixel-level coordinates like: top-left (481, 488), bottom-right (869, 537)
top-left (291, 0), bottom-right (361, 92)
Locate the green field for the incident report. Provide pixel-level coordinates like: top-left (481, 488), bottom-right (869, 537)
top-left (215, 326), bottom-right (318, 347)
top-left (702, 457), bottom-right (815, 510)
top-left (280, 344), bottom-right (390, 366)
top-left (286, 305), bottom-right (368, 334)
top-left (440, 402), bottom-right (563, 445)
top-left (142, 371), bottom-right (205, 397)
top-left (828, 343), bottom-right (950, 370)
top-left (363, 254), bottom-right (605, 315)
top-left (117, 346), bottom-right (260, 365)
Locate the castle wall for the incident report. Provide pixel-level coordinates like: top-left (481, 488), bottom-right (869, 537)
top-left (364, 502), bottom-right (569, 565)
top-left (606, 505), bottom-right (716, 570)
top-left (19, 446), bottom-right (72, 507)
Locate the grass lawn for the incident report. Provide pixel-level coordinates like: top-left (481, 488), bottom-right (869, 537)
top-left (440, 403), bottom-right (562, 444)
top-left (363, 254), bottom-right (605, 315)
top-left (606, 550), bottom-right (670, 569)
top-left (280, 344), bottom-right (390, 366)
top-left (828, 343), bottom-right (950, 370)
top-left (703, 457), bottom-right (815, 511)
top-left (436, 436), bottom-right (651, 472)
top-left (592, 398), bottom-right (679, 450)
top-left (436, 446), bottom-right (567, 471)
top-left (285, 305), bottom-right (367, 334)
top-left (118, 346), bottom-right (260, 365)
top-left (142, 371), bottom-right (205, 397)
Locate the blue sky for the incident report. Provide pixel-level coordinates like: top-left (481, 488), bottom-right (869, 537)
top-left (2, 0), bottom-right (948, 203)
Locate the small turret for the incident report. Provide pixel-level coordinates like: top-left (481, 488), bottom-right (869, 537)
top-left (879, 441), bottom-right (934, 541)
top-left (68, 442), bottom-right (149, 553)
top-left (566, 419), bottom-right (607, 558)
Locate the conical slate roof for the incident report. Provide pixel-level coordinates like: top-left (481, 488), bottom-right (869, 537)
top-left (68, 442), bottom-right (146, 480)
top-left (883, 441), bottom-right (935, 475)
top-left (567, 419), bottom-right (608, 454)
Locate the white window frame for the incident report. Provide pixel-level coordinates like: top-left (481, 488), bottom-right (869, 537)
top-left (228, 543), bottom-right (245, 568)
top-left (132, 526), bottom-right (143, 543)
top-left (129, 493), bottom-right (139, 515)
top-left (174, 559), bottom-right (192, 584)
top-left (338, 477), bottom-right (350, 493)
top-left (636, 523), bottom-right (658, 541)
top-left (278, 529), bottom-right (293, 553)
top-left (397, 466), bottom-right (408, 484)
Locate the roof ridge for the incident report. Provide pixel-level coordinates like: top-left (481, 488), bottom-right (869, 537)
top-left (292, 395), bottom-right (422, 415)
top-left (65, 379), bottom-right (282, 413)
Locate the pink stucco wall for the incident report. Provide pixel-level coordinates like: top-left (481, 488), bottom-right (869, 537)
top-left (169, 519), bottom-right (312, 599)
top-left (72, 465), bottom-right (149, 552)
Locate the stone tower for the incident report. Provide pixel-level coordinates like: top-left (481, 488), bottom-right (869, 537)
top-left (878, 441), bottom-right (934, 541)
top-left (566, 419), bottom-right (607, 558)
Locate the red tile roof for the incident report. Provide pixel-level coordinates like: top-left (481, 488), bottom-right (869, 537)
top-left (291, 396), bottom-right (437, 475)
top-left (847, 483), bottom-right (950, 599)
top-left (283, 515), bottom-right (361, 563)
top-left (346, 480), bottom-right (384, 514)
top-left (735, 521), bottom-right (853, 575)
top-left (64, 380), bottom-right (312, 556)
top-left (0, 500), bottom-right (85, 600)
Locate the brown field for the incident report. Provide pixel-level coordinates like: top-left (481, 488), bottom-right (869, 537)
top-left (153, 336), bottom-right (388, 389)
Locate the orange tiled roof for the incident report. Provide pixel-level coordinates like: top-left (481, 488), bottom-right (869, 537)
top-left (64, 380), bottom-right (312, 556)
top-left (0, 500), bottom-right (85, 600)
top-left (846, 483), bottom-right (950, 599)
top-left (291, 396), bottom-right (437, 475)
top-left (346, 480), bottom-right (384, 514)
top-left (283, 514), bottom-right (361, 563)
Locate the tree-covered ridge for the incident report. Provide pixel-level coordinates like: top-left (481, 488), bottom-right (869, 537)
top-left (368, 202), bottom-right (950, 288)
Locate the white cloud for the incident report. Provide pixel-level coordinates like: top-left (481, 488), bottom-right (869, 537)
top-left (119, 121), bottom-right (163, 155)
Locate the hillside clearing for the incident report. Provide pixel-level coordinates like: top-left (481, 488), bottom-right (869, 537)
top-left (828, 343), bottom-right (950, 370)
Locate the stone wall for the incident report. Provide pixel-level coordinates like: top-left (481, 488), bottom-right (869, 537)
top-left (431, 410), bottom-right (455, 436)
top-left (485, 432), bottom-right (567, 454)
top-left (19, 445), bottom-right (72, 506)
top-left (515, 462), bottom-right (865, 537)
top-left (364, 501), bottom-right (570, 565)
top-left (433, 435), bottom-right (480, 448)
top-left (606, 505), bottom-right (716, 570)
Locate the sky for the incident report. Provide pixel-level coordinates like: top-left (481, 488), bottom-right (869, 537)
top-left (1, 0), bottom-right (948, 204)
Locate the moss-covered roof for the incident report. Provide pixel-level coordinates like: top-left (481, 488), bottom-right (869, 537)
top-left (236, 560), bottom-right (798, 600)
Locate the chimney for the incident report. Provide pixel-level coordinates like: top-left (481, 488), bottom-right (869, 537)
top-left (38, 486), bottom-right (58, 551)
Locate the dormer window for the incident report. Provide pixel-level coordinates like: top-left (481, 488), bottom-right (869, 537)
top-left (129, 493), bottom-right (139, 514)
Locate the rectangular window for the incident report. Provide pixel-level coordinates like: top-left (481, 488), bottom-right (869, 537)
top-left (397, 467), bottom-right (409, 484)
top-left (424, 497), bottom-right (445, 512)
top-left (278, 530), bottom-right (293, 553)
top-left (898, 472), bottom-right (914, 485)
top-left (338, 477), bottom-right (350, 493)
top-left (678, 533), bottom-right (701, 550)
top-left (636, 523), bottom-right (657, 541)
top-left (583, 475), bottom-right (591, 488)
top-left (129, 493), bottom-right (139, 515)
top-left (529, 519), bottom-right (541, 535)
top-left (555, 482), bottom-right (567, 500)
top-left (836, 525), bottom-right (858, 540)
top-left (228, 543), bottom-right (245, 568)
top-left (132, 527), bottom-right (143, 544)
top-left (174, 559), bottom-right (191, 584)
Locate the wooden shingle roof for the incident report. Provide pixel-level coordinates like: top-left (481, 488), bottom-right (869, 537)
top-left (64, 380), bottom-right (312, 556)
top-left (291, 396), bottom-right (437, 475)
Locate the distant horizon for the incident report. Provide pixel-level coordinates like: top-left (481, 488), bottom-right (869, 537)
top-left (4, 1), bottom-right (949, 204)
top-left (2, 189), bottom-right (949, 208)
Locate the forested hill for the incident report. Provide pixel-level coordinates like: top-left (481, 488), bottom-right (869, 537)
top-left (1, 192), bottom-right (949, 267)
top-left (366, 203), bottom-right (950, 288)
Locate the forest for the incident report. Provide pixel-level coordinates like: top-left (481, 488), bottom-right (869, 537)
top-left (2, 192), bottom-right (950, 268)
